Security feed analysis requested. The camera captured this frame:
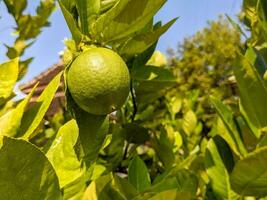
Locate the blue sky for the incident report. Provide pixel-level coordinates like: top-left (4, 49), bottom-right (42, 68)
top-left (0, 0), bottom-right (242, 83)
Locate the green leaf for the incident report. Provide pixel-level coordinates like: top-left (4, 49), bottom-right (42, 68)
top-left (146, 50), bottom-right (168, 67)
top-left (100, 0), bottom-right (119, 14)
top-left (239, 102), bottom-right (261, 142)
top-left (124, 123), bottom-right (149, 144)
top-left (46, 120), bottom-right (86, 199)
top-left (258, 0), bottom-right (267, 21)
top-left (132, 42), bottom-right (158, 69)
top-left (0, 137), bottom-right (62, 200)
top-left (242, 0), bottom-right (258, 26)
top-left (103, 124), bottom-right (125, 169)
top-left (58, 0), bottom-right (76, 12)
top-left (257, 134), bottom-right (267, 148)
top-left (146, 190), bottom-right (191, 200)
top-left (182, 110), bottom-right (197, 136)
top-left (210, 96), bottom-right (247, 156)
top-left (15, 1), bottom-right (55, 40)
top-left (19, 72), bottom-right (62, 139)
top-left (90, 163), bottom-right (107, 181)
top-left (3, 0), bottom-right (27, 19)
top-left (36, 0), bottom-right (55, 24)
top-left (135, 105), bottom-right (155, 121)
top-left (75, 0), bottom-right (100, 35)
top-left (112, 174), bottom-right (138, 200)
top-left (5, 39), bottom-right (33, 59)
top-left (59, 0), bottom-right (83, 44)
top-left (74, 105), bottom-right (109, 168)
top-left (132, 65), bottom-right (176, 104)
top-left (205, 184), bottom-right (219, 200)
top-left (173, 131), bottom-right (183, 151)
top-left (236, 115), bottom-right (258, 152)
top-left (153, 127), bottom-right (175, 169)
top-left (0, 58), bottom-right (19, 101)
top-left (0, 84), bottom-right (37, 137)
top-left (83, 173), bottom-right (137, 200)
top-left (168, 96), bottom-right (182, 117)
top-left (82, 173), bottom-right (112, 200)
top-left (205, 136), bottom-right (239, 200)
top-left (234, 48), bottom-right (267, 137)
top-left (4, 0), bottom-right (55, 48)
top-left (90, 0), bottom-right (130, 41)
top-left (257, 0), bottom-right (267, 40)
top-left (119, 18), bottom-right (177, 56)
top-left (225, 14), bottom-right (247, 39)
top-left (216, 118), bottom-right (239, 157)
top-left (18, 57), bottom-right (33, 81)
top-left (128, 156), bottom-right (151, 192)
top-left (92, 0), bottom-right (167, 43)
top-left (230, 146), bottom-right (267, 197)
top-left (142, 169), bottom-right (198, 199)
top-left (241, 0), bottom-right (266, 46)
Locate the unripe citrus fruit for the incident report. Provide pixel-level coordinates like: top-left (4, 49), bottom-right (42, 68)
top-left (67, 47), bottom-right (130, 115)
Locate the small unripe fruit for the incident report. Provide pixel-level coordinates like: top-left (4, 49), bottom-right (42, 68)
top-left (67, 47), bottom-right (130, 115)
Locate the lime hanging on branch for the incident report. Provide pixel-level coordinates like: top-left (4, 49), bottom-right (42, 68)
top-left (67, 47), bottom-right (130, 115)
top-left (59, 0), bottom-right (177, 116)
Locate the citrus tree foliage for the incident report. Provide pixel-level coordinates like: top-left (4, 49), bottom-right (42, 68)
top-left (3, 0), bottom-right (55, 80)
top-left (143, 17), bottom-right (242, 126)
top-left (240, 0), bottom-right (267, 47)
top-left (169, 17), bottom-right (241, 127)
top-left (207, 0), bottom-right (267, 198)
top-left (1, 0), bottom-right (267, 199)
top-left (136, 18), bottom-right (243, 167)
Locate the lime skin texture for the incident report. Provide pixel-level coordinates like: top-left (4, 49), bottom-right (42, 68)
top-left (67, 47), bottom-right (130, 115)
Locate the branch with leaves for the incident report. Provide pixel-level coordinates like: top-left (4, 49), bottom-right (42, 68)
top-left (3, 0), bottom-right (55, 80)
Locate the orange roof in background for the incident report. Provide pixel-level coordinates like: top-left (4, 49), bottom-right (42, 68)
top-left (19, 61), bottom-right (65, 116)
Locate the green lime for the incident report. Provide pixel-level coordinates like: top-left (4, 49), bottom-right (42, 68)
top-left (67, 47), bottom-right (130, 115)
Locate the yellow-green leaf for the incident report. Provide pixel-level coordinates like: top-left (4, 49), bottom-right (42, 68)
top-left (182, 110), bottom-right (197, 136)
top-left (92, 0), bottom-right (167, 43)
top-left (0, 58), bottom-right (19, 100)
top-left (205, 137), bottom-right (239, 200)
top-left (230, 146), bottom-right (267, 197)
top-left (0, 137), bottom-right (62, 199)
top-left (0, 84), bottom-right (37, 137)
top-left (46, 119), bottom-right (86, 199)
top-left (19, 72), bottom-right (62, 139)
top-left (128, 156), bottom-right (151, 192)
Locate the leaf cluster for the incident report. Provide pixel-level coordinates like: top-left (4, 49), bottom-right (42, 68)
top-left (3, 0), bottom-right (55, 80)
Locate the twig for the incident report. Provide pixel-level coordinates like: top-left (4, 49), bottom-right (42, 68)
top-left (130, 79), bottom-right (137, 122)
top-left (123, 142), bottom-right (130, 160)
